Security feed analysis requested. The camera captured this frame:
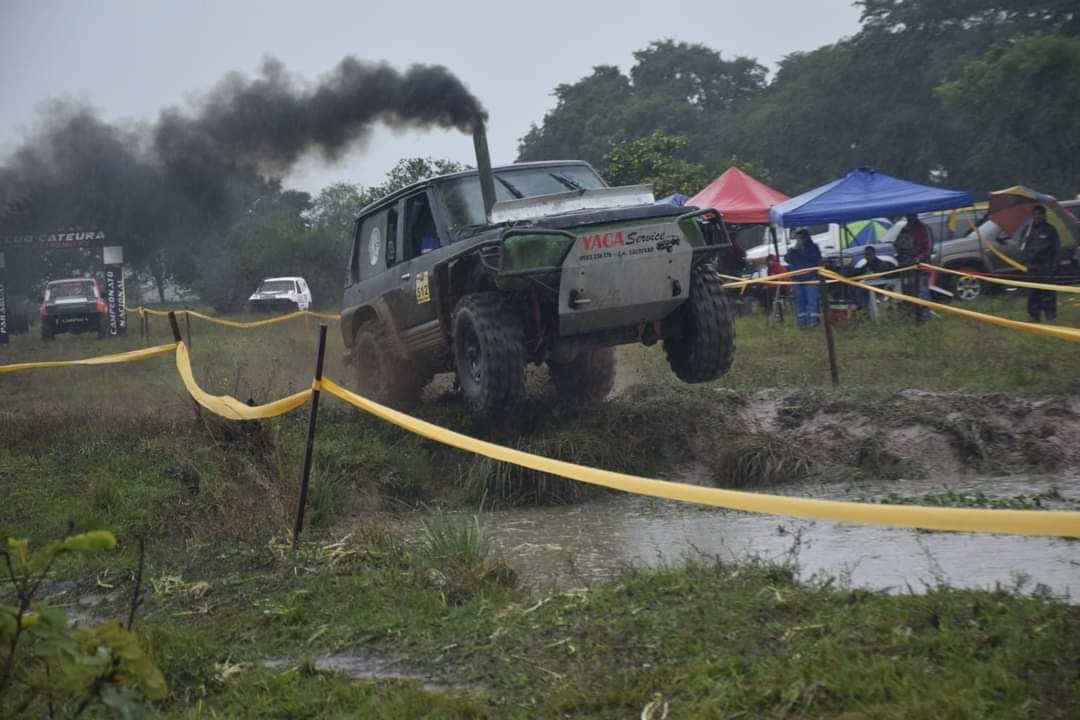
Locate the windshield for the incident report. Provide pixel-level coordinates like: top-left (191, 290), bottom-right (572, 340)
top-left (46, 280), bottom-right (96, 300)
top-left (257, 280), bottom-right (296, 293)
top-left (438, 165), bottom-right (607, 229)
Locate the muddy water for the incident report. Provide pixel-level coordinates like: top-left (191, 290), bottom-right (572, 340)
top-left (424, 473), bottom-right (1080, 599)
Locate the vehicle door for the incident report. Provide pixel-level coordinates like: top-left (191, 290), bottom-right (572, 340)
top-left (347, 203), bottom-right (401, 328)
top-left (383, 189), bottom-right (445, 339)
top-left (298, 278), bottom-right (312, 308)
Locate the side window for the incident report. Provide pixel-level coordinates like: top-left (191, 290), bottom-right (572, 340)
top-left (355, 209), bottom-right (390, 281)
top-left (404, 192), bottom-right (439, 260)
top-left (385, 205), bottom-right (398, 268)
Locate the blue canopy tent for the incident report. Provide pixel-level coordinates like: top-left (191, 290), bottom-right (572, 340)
top-left (769, 167), bottom-right (974, 227)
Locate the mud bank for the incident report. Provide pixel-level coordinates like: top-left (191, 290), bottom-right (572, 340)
top-left (729, 386), bottom-right (1080, 479)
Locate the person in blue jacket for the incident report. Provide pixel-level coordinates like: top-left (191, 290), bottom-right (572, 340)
top-left (784, 229), bottom-right (822, 328)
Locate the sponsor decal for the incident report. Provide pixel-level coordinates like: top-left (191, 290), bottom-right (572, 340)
top-left (368, 226), bottom-right (381, 266)
top-left (415, 271), bottom-right (431, 304)
top-left (577, 228), bottom-right (682, 260)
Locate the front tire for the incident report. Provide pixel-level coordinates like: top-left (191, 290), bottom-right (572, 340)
top-left (451, 293), bottom-right (525, 418)
top-left (548, 347), bottom-right (616, 402)
top-left (663, 262), bottom-right (735, 383)
top-left (351, 323), bottom-right (423, 407)
top-left (950, 269), bottom-right (984, 302)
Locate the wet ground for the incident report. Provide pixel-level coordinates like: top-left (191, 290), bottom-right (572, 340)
top-left (404, 472), bottom-right (1080, 600)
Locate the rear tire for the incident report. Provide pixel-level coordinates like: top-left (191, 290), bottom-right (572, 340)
top-left (97, 314), bottom-right (108, 339)
top-left (41, 322), bottom-right (54, 341)
top-left (351, 323), bottom-right (423, 407)
top-left (451, 293), bottom-right (525, 418)
top-left (663, 262), bottom-right (735, 383)
top-left (548, 347), bottom-right (615, 402)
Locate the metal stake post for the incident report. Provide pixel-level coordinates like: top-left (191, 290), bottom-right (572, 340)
top-left (293, 324), bottom-right (328, 545)
top-left (818, 277), bottom-right (839, 386)
top-left (168, 311), bottom-right (203, 421)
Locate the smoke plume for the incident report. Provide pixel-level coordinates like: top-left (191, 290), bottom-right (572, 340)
top-left (0, 57), bottom-right (486, 291)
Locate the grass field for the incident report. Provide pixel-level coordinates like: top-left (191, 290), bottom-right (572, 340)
top-left (2, 292), bottom-right (1079, 717)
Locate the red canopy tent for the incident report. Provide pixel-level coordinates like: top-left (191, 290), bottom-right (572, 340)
top-left (688, 167), bottom-right (789, 224)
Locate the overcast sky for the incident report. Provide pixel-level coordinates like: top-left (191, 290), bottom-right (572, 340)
top-left (0, 0), bottom-right (861, 194)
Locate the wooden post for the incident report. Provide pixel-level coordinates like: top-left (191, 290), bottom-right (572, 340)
top-left (293, 324), bottom-right (328, 545)
top-left (818, 277), bottom-right (839, 386)
top-left (169, 311), bottom-right (202, 421)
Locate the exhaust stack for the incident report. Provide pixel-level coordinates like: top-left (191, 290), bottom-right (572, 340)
top-left (472, 121), bottom-right (497, 220)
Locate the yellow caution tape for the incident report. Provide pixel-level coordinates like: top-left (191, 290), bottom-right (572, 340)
top-left (130, 307), bottom-right (338, 328)
top-left (923, 264), bottom-right (1080, 294)
top-left (0, 343), bottom-right (178, 374)
top-left (319, 378), bottom-right (1080, 538)
top-left (720, 265), bottom-right (915, 289)
top-left (965, 216), bottom-right (1028, 272)
top-left (821, 269), bottom-right (1080, 343)
top-left (175, 343), bottom-right (312, 420)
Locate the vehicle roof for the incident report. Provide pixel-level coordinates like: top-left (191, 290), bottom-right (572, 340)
top-left (357, 160), bottom-right (598, 218)
top-left (260, 276), bottom-right (305, 282)
top-left (47, 278), bottom-right (96, 285)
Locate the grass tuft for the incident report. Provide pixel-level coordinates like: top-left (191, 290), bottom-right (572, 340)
top-left (713, 433), bottom-right (813, 488)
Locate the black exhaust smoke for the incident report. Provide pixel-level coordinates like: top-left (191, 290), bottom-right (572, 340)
top-left (1, 55), bottom-right (487, 237)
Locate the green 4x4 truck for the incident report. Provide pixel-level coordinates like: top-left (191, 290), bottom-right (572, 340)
top-left (341, 127), bottom-right (739, 418)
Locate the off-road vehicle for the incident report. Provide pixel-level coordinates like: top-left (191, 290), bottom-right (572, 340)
top-left (341, 126), bottom-right (739, 417)
top-left (247, 276), bottom-right (313, 312)
top-left (39, 278), bottom-right (108, 340)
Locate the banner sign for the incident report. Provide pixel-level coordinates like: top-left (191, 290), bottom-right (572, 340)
top-left (0, 230), bottom-right (105, 249)
top-left (0, 252), bottom-right (7, 345)
top-left (0, 280), bottom-right (8, 346)
top-left (103, 265), bottom-right (127, 337)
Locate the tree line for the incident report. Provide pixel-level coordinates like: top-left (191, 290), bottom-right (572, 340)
top-left (3, 1), bottom-right (1074, 312)
top-left (520, 0), bottom-right (1079, 199)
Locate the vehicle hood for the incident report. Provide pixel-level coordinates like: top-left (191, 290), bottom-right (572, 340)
top-left (489, 186), bottom-right (657, 225)
top-left (507, 200), bottom-right (689, 232)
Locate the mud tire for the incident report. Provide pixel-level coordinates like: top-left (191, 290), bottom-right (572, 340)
top-left (41, 322), bottom-right (54, 341)
top-left (663, 262), bottom-right (735, 383)
top-left (548, 347), bottom-right (616, 402)
top-left (451, 293), bottom-right (525, 418)
top-left (351, 322), bottom-right (423, 407)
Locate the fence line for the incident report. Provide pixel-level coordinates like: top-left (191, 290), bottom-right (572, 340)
top-left (3, 328), bottom-right (1079, 538)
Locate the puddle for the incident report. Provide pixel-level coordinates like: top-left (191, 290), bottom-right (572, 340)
top-left (262, 652), bottom-right (469, 692)
top-left (407, 472), bottom-right (1080, 599)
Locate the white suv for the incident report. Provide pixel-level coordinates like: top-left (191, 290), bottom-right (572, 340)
top-left (247, 276), bottom-right (313, 312)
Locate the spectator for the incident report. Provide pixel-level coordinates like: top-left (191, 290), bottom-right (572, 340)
top-left (905, 215), bottom-right (932, 320)
top-left (1021, 204), bottom-right (1061, 322)
top-left (852, 246), bottom-right (889, 310)
top-left (763, 253), bottom-right (787, 319)
top-left (783, 229), bottom-right (822, 328)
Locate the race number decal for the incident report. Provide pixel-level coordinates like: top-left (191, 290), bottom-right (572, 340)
top-left (368, 227), bottom-right (381, 266)
top-left (415, 271), bottom-right (431, 304)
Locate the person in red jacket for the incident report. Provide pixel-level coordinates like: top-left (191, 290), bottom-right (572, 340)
top-left (904, 214), bottom-right (932, 320)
